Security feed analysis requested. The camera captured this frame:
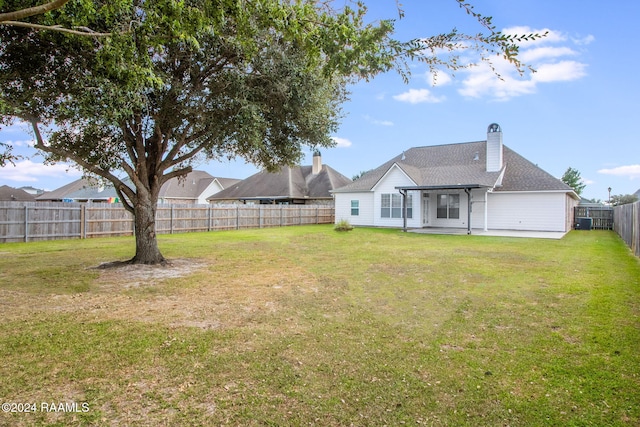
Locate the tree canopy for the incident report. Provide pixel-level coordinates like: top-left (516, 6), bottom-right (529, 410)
top-left (561, 167), bottom-right (586, 196)
top-left (610, 194), bottom-right (639, 206)
top-left (0, 0), bottom-right (545, 264)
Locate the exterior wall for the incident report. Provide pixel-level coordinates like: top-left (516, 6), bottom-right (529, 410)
top-left (199, 181), bottom-right (224, 204)
top-left (566, 194), bottom-right (580, 231)
top-left (471, 189), bottom-right (489, 230)
top-left (334, 192), bottom-right (375, 226)
top-left (372, 166), bottom-right (420, 228)
top-left (423, 190), bottom-right (469, 229)
top-left (486, 191), bottom-right (570, 232)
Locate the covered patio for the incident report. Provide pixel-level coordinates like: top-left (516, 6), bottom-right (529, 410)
top-left (397, 184), bottom-right (489, 234)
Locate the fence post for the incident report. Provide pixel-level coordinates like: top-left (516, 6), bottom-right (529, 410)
top-left (259, 205), bottom-right (263, 229)
top-left (24, 205), bottom-right (28, 242)
top-left (208, 205), bottom-right (212, 232)
top-left (80, 205), bottom-right (86, 239)
top-left (236, 205), bottom-right (239, 230)
top-left (170, 205), bottom-right (174, 234)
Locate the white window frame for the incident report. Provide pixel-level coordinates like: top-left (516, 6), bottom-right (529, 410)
top-left (381, 193), bottom-right (412, 219)
top-left (350, 200), bottom-right (359, 216)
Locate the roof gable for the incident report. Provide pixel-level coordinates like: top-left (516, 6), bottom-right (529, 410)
top-left (371, 163), bottom-right (418, 191)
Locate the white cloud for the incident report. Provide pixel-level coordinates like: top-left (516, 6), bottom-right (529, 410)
top-left (520, 46), bottom-right (577, 63)
top-left (0, 159), bottom-right (82, 182)
top-left (425, 71), bottom-right (453, 87)
top-left (331, 136), bottom-right (352, 148)
top-left (362, 115), bottom-right (394, 126)
top-left (573, 34), bottom-right (595, 46)
top-left (393, 88), bottom-right (445, 104)
top-left (532, 60), bottom-right (587, 83)
top-left (598, 165), bottom-right (640, 180)
top-left (458, 62), bottom-right (536, 100)
top-left (456, 27), bottom-right (589, 101)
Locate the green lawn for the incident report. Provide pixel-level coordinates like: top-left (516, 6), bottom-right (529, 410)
top-left (0, 226), bottom-right (638, 426)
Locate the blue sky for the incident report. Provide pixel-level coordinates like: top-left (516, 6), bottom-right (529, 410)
top-left (1, 0), bottom-right (639, 201)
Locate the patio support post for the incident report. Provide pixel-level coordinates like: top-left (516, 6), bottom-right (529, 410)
top-left (465, 188), bottom-right (472, 235)
top-left (400, 189), bottom-right (408, 232)
top-left (484, 190), bottom-right (488, 231)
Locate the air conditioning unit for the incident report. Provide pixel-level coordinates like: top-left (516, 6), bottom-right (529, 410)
top-left (575, 217), bottom-right (592, 230)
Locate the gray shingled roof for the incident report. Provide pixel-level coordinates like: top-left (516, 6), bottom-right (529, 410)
top-left (333, 141), bottom-right (573, 194)
top-left (0, 185), bottom-right (36, 201)
top-left (36, 177), bottom-right (101, 200)
top-left (209, 164), bottom-right (352, 201)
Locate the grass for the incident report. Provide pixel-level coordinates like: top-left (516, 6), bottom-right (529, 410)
top-left (0, 226), bottom-right (639, 426)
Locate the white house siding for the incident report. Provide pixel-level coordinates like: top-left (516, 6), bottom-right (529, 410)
top-left (470, 189), bottom-right (488, 230)
top-left (372, 166), bottom-right (420, 228)
top-left (334, 192), bottom-right (375, 226)
top-left (198, 181), bottom-right (224, 204)
top-left (487, 192), bottom-right (569, 232)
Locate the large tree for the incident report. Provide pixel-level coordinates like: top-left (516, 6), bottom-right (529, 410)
top-left (1, 0), bottom-right (543, 264)
top-left (561, 167), bottom-right (586, 196)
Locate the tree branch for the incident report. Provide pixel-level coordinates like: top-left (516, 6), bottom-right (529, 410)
top-left (0, 20), bottom-right (115, 37)
top-left (0, 0), bottom-right (69, 22)
top-left (29, 118), bottom-right (137, 210)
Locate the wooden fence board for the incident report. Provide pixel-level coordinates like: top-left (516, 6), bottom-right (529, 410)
top-left (573, 206), bottom-right (613, 230)
top-left (614, 201), bottom-right (639, 257)
top-left (0, 202), bottom-right (334, 243)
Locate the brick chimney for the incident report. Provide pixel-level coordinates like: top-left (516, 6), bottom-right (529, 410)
top-left (312, 150), bottom-right (322, 175)
top-left (486, 123), bottom-right (503, 172)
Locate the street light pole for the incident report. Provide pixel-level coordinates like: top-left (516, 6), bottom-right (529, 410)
top-left (608, 187), bottom-right (612, 205)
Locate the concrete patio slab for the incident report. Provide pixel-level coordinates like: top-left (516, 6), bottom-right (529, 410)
top-left (406, 228), bottom-right (567, 239)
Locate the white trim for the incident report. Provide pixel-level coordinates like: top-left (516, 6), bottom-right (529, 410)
top-left (371, 163), bottom-right (417, 192)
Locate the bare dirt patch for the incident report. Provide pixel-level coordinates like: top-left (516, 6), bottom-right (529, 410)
top-left (1, 257), bottom-right (317, 332)
top-left (92, 258), bottom-right (207, 289)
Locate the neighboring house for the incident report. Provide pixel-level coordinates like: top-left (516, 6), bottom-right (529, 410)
top-left (18, 186), bottom-right (45, 196)
top-left (36, 178), bottom-right (98, 202)
top-left (0, 185), bottom-right (36, 201)
top-left (208, 152), bottom-right (352, 205)
top-left (37, 171), bottom-right (240, 205)
top-left (333, 124), bottom-right (579, 233)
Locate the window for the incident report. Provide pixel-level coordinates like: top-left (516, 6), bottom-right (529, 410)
top-left (381, 194), bottom-right (391, 218)
top-left (350, 200), bottom-right (359, 216)
top-left (381, 193), bottom-right (412, 219)
top-left (436, 194), bottom-right (460, 219)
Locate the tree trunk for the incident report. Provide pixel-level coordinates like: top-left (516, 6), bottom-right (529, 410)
top-left (131, 196), bottom-right (166, 265)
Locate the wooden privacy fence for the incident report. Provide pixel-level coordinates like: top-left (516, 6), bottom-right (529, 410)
top-left (613, 201), bottom-right (640, 257)
top-left (0, 202), bottom-right (335, 243)
top-left (573, 206), bottom-right (614, 230)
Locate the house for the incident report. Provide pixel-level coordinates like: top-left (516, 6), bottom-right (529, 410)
top-left (18, 186), bottom-right (45, 196)
top-left (37, 171), bottom-right (240, 205)
top-left (35, 178), bottom-right (98, 202)
top-left (332, 124), bottom-right (579, 233)
top-left (208, 152), bottom-right (352, 205)
top-left (0, 185), bottom-right (36, 201)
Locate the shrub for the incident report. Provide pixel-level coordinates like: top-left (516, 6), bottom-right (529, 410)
top-left (334, 219), bottom-right (354, 232)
